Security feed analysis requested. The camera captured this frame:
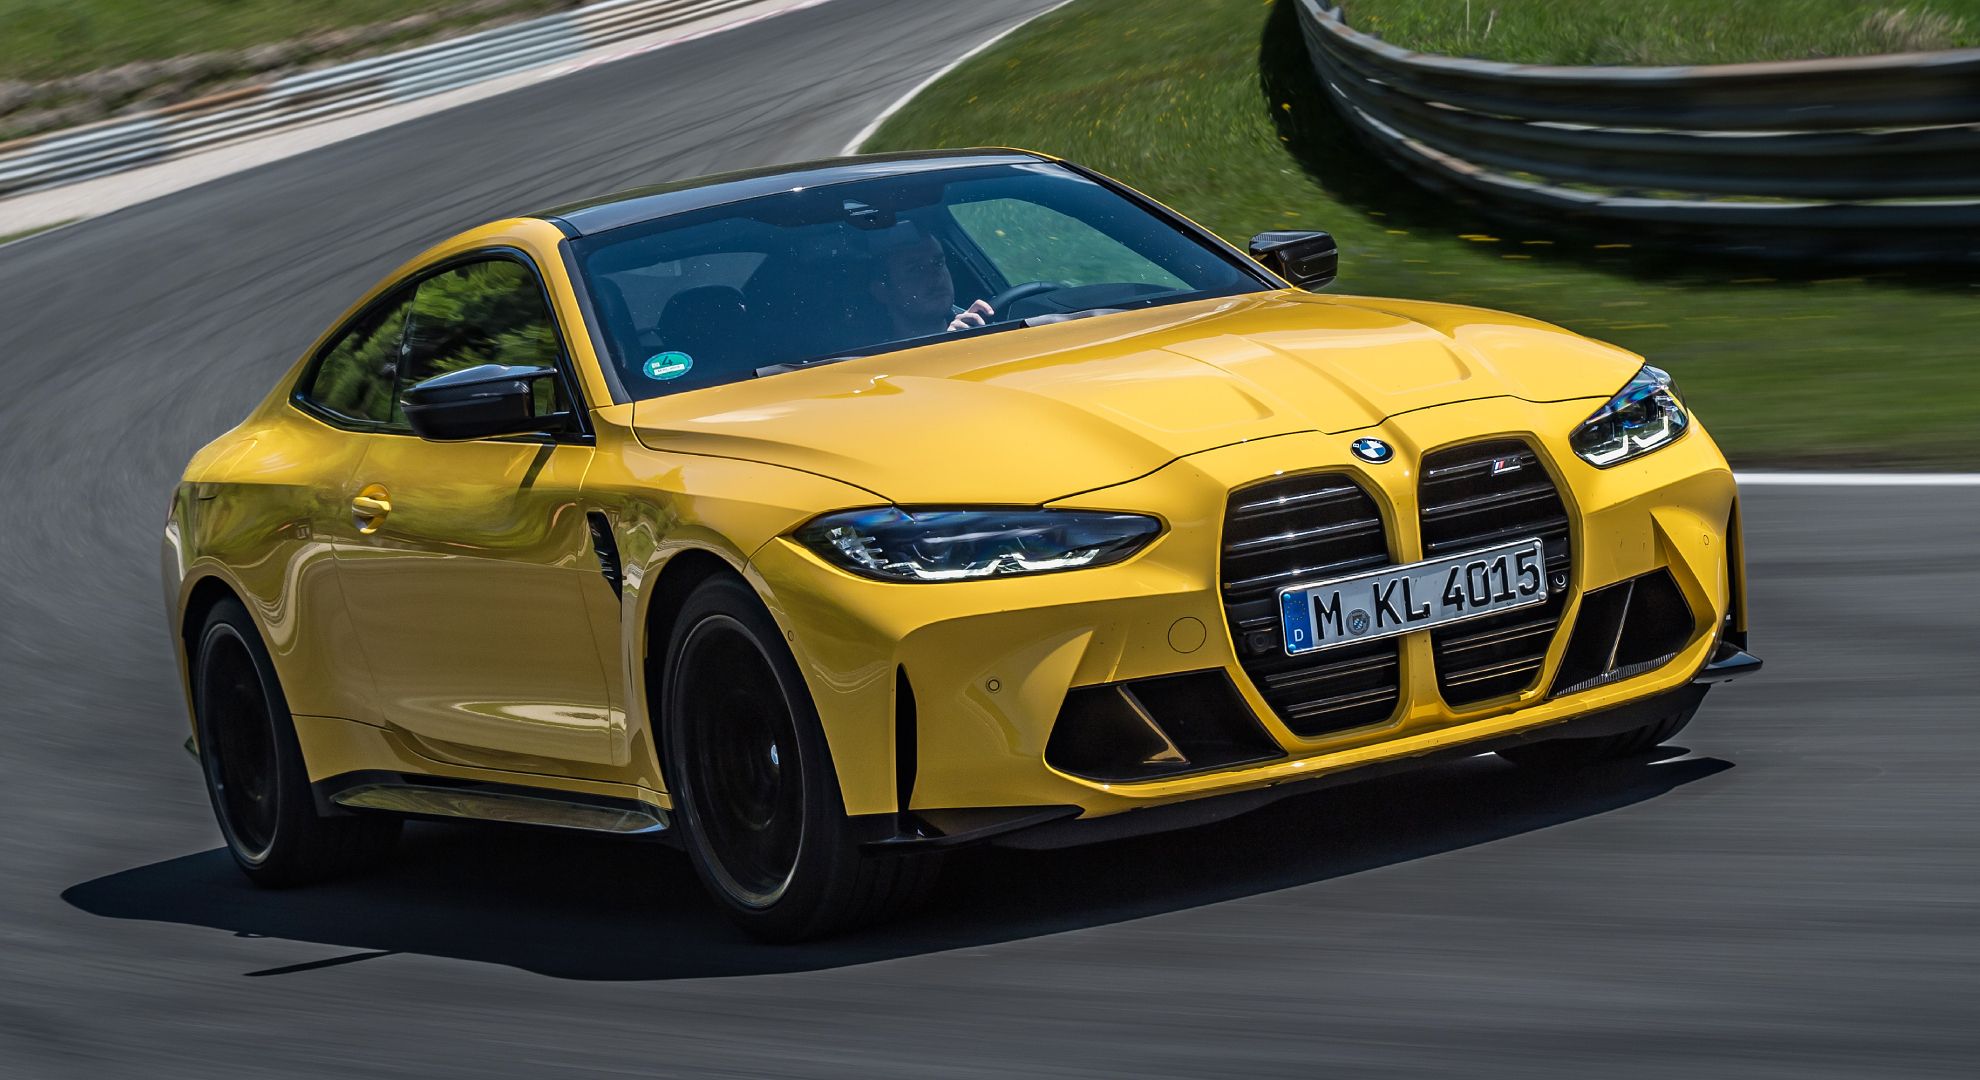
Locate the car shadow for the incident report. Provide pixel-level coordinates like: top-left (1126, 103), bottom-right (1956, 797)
top-left (63, 750), bottom-right (1730, 981)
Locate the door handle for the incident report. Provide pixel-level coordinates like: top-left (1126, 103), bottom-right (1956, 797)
top-left (351, 486), bottom-right (392, 534)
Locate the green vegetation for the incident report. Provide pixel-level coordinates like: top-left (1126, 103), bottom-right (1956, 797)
top-left (1340, 0), bottom-right (1980, 65)
top-left (866, 0), bottom-right (1980, 466)
top-left (0, 219), bottom-right (73, 245)
top-left (0, 0), bottom-right (571, 83)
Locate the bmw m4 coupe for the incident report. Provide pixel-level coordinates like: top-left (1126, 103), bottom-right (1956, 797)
top-left (164, 149), bottom-right (1760, 940)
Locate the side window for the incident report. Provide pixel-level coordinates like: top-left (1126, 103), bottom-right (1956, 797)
top-left (299, 287), bottom-right (414, 425)
top-left (399, 258), bottom-right (568, 422)
top-left (949, 199), bottom-right (1188, 290)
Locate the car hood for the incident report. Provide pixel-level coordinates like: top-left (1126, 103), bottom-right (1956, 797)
top-left (629, 291), bottom-right (1641, 504)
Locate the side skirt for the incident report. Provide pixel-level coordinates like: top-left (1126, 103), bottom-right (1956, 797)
top-left (312, 770), bottom-right (671, 839)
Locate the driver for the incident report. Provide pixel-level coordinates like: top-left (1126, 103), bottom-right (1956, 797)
top-left (865, 224), bottom-right (994, 338)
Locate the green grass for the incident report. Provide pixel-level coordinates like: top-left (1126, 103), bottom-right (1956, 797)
top-left (0, 219), bottom-right (73, 245)
top-left (1341, 0), bottom-right (1980, 65)
top-left (0, 0), bottom-right (572, 83)
top-left (866, 0), bottom-right (1980, 467)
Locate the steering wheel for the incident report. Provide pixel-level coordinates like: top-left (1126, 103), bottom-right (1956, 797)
top-left (985, 280), bottom-right (1068, 318)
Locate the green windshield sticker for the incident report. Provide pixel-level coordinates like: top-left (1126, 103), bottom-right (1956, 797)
top-left (644, 351), bottom-right (693, 381)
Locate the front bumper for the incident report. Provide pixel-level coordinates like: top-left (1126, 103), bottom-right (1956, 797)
top-left (884, 670), bottom-right (1746, 853)
top-left (750, 395), bottom-right (1750, 826)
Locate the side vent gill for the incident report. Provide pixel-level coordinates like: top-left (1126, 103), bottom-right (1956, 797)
top-left (586, 511), bottom-right (622, 598)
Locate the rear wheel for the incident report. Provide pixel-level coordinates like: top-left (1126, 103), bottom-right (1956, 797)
top-left (193, 597), bottom-right (399, 886)
top-left (1496, 696), bottom-right (1702, 769)
top-left (661, 575), bottom-right (939, 941)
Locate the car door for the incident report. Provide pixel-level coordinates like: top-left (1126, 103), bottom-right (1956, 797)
top-left (230, 284), bottom-right (419, 727)
top-left (332, 253), bottom-right (618, 768)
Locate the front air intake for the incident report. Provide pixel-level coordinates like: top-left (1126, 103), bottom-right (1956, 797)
top-left (1419, 440), bottom-right (1573, 707)
top-left (1046, 671), bottom-right (1282, 782)
top-left (1219, 473), bottom-right (1401, 737)
top-left (1550, 570), bottom-right (1696, 697)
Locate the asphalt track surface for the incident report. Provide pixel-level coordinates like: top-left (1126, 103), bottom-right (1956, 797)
top-left (1, 1), bottom-right (1976, 1076)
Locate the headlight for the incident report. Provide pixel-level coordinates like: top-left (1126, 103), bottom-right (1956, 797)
top-left (1570, 364), bottom-right (1689, 467)
top-left (795, 507), bottom-right (1162, 582)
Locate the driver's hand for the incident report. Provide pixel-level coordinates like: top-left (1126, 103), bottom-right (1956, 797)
top-left (947, 299), bottom-right (994, 332)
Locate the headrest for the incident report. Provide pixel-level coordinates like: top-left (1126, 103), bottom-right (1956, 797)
top-left (660, 285), bottom-right (747, 330)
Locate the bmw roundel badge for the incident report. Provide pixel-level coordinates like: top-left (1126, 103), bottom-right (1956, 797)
top-left (1350, 437), bottom-right (1394, 464)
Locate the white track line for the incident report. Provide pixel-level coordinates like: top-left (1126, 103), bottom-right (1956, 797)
top-left (0, 0), bottom-right (831, 236)
top-left (11, 0), bottom-right (1972, 498)
top-left (834, 7), bottom-right (1980, 490)
top-left (1736, 472), bottom-right (1980, 487)
top-left (839, 0), bottom-right (1078, 155)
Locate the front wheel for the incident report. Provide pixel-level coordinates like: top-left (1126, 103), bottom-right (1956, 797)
top-left (660, 575), bottom-right (938, 941)
top-left (192, 597), bottom-right (399, 886)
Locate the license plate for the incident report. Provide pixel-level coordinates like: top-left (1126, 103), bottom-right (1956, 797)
top-left (1279, 538), bottom-right (1548, 655)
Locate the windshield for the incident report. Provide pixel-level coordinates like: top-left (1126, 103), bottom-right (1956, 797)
top-left (569, 162), bottom-right (1268, 399)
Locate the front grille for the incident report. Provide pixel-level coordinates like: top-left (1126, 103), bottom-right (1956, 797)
top-left (1419, 440), bottom-right (1572, 707)
top-left (1220, 473), bottom-right (1400, 737)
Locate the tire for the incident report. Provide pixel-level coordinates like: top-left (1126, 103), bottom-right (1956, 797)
top-left (192, 597), bottom-right (399, 886)
top-left (659, 575), bottom-right (939, 942)
top-left (1496, 695), bottom-right (1702, 769)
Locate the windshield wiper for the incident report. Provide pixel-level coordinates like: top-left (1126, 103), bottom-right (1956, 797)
top-left (1023, 307), bottom-right (1126, 327)
top-left (754, 353), bottom-right (867, 378)
top-left (752, 310), bottom-right (1137, 378)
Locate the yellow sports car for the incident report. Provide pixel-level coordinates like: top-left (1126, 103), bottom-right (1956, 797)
top-left (164, 149), bottom-right (1760, 940)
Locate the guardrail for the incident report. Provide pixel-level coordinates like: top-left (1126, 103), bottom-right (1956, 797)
top-left (0, 0), bottom-right (770, 200)
top-left (1296, 0), bottom-right (1980, 263)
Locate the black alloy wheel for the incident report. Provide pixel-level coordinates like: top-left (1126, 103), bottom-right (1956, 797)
top-left (673, 615), bottom-right (806, 906)
top-left (661, 574), bottom-right (939, 941)
top-left (193, 597), bottom-right (399, 886)
top-left (198, 624), bottom-right (282, 864)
